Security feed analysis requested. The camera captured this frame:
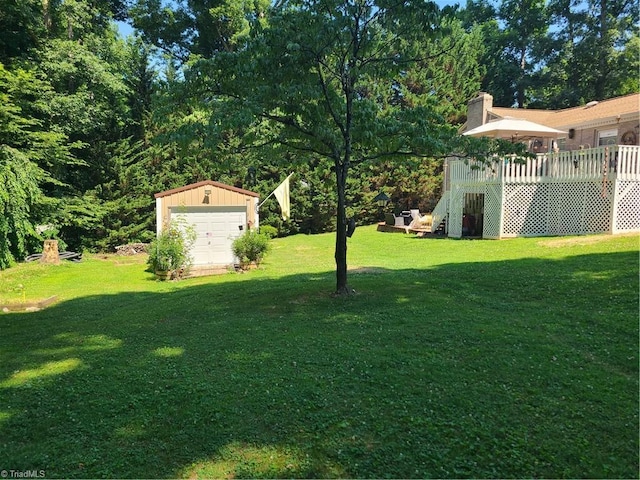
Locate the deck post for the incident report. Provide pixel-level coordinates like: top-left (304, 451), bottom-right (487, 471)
top-left (610, 162), bottom-right (620, 235)
top-left (498, 159), bottom-right (506, 238)
top-left (610, 184), bottom-right (619, 234)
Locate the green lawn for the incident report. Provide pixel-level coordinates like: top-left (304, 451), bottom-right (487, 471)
top-left (0, 226), bottom-right (638, 479)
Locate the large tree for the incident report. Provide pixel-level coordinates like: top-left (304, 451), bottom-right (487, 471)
top-left (27, 0), bottom-right (139, 250)
top-left (461, 0), bottom-right (638, 108)
top-left (0, 0), bottom-right (45, 64)
top-left (537, 0), bottom-right (638, 106)
top-left (0, 64), bottom-right (74, 268)
top-left (192, 0), bottom-right (473, 294)
top-left (129, 0), bottom-right (270, 61)
top-left (460, 0), bottom-right (548, 108)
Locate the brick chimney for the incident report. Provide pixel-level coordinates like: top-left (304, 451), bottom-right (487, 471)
top-left (466, 92), bottom-right (493, 131)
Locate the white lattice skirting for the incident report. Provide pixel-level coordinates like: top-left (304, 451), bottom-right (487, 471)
top-left (615, 180), bottom-right (640, 233)
top-left (446, 178), bottom-right (639, 238)
top-left (501, 181), bottom-right (615, 237)
top-left (483, 184), bottom-right (502, 238)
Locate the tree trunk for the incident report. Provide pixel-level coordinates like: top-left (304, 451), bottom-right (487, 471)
top-left (334, 157), bottom-right (350, 295)
top-left (41, 240), bottom-right (60, 264)
top-left (594, 0), bottom-right (608, 100)
top-left (334, 63), bottom-right (356, 296)
top-left (42, 0), bottom-right (52, 32)
top-left (517, 48), bottom-right (526, 108)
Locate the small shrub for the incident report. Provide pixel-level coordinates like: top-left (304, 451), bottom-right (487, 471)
top-left (147, 220), bottom-right (196, 279)
top-left (259, 225), bottom-right (278, 239)
top-left (232, 230), bottom-right (270, 269)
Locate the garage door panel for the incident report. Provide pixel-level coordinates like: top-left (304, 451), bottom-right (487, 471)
top-left (171, 206), bottom-right (246, 266)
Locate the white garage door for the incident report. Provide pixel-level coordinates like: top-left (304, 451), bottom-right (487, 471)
top-left (171, 206), bottom-right (247, 266)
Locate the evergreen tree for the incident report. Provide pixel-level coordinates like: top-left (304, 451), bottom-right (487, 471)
top-left (129, 0), bottom-right (270, 61)
top-left (0, 0), bottom-right (45, 64)
top-left (540, 0), bottom-right (638, 104)
top-left (461, 0), bottom-right (639, 108)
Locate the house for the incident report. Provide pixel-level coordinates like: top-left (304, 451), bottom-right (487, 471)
top-left (154, 181), bottom-right (260, 268)
top-left (467, 92), bottom-right (639, 152)
top-left (431, 93), bottom-right (640, 238)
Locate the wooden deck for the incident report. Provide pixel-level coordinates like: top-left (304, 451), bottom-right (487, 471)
top-left (376, 222), bottom-right (434, 235)
top-left (436, 145), bottom-right (640, 239)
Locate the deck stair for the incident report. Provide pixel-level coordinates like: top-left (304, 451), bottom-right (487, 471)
top-left (433, 217), bottom-right (447, 235)
top-left (430, 191), bottom-right (450, 234)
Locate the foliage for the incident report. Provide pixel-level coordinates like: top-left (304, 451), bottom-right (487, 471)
top-left (129, 0), bottom-right (270, 61)
top-left (200, 0), bottom-right (472, 294)
top-left (405, 18), bottom-right (486, 124)
top-left (0, 0), bottom-right (45, 64)
top-left (528, 0), bottom-right (639, 107)
top-left (0, 229), bottom-right (637, 478)
top-left (258, 224), bottom-right (278, 239)
top-left (0, 147), bottom-right (42, 269)
top-left (460, 0), bottom-right (638, 108)
top-left (232, 230), bottom-right (270, 268)
top-left (21, 1), bottom-right (136, 252)
top-left (0, 63), bottom-right (74, 268)
top-left (0, 0), bottom-right (638, 265)
top-left (38, 33), bottom-right (130, 192)
top-left (147, 220), bottom-right (196, 278)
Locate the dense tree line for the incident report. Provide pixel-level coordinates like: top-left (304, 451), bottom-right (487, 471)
top-left (0, 0), bottom-right (637, 270)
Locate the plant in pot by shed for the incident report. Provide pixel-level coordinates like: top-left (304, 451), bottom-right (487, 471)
top-left (232, 230), bottom-right (270, 270)
top-left (147, 221), bottom-right (196, 280)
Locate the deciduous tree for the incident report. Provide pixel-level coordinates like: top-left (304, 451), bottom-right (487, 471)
top-left (196, 0), bottom-right (471, 294)
top-left (0, 64), bottom-right (73, 268)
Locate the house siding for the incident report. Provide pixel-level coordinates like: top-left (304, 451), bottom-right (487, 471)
top-left (562, 120), bottom-right (638, 151)
top-left (467, 92), bottom-right (640, 153)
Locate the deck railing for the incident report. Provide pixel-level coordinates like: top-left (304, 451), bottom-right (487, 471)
top-left (450, 145), bottom-right (640, 184)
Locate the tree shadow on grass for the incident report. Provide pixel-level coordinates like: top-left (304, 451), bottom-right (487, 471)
top-left (0, 251), bottom-right (638, 479)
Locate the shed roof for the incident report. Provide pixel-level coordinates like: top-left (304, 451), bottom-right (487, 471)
top-left (154, 180), bottom-right (260, 199)
top-left (490, 93), bottom-right (639, 129)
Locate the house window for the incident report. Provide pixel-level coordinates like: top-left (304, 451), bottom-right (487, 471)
top-left (598, 129), bottom-right (618, 146)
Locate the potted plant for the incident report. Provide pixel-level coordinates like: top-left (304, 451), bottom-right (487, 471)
top-left (147, 221), bottom-right (196, 280)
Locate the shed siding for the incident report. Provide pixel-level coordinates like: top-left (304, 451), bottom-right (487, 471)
top-left (158, 184), bottom-right (257, 230)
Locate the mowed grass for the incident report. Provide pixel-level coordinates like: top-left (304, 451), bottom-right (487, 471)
top-left (0, 226), bottom-right (638, 479)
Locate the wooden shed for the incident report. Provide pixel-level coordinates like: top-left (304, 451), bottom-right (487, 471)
top-left (154, 180), bottom-right (260, 267)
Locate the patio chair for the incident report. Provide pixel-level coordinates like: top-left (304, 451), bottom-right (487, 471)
top-left (385, 213), bottom-right (408, 227)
